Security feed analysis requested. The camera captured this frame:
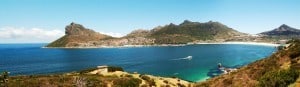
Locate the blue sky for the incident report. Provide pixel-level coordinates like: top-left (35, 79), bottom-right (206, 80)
top-left (0, 0), bottom-right (299, 43)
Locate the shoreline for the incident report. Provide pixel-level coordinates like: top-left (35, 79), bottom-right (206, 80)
top-left (43, 41), bottom-right (279, 48)
top-left (194, 41), bottom-right (280, 47)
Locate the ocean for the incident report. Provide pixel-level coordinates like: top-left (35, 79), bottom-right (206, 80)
top-left (0, 44), bottom-right (275, 82)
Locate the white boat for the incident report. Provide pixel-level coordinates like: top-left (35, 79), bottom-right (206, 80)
top-left (185, 56), bottom-right (193, 60)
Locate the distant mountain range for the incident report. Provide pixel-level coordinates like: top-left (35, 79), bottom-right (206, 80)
top-left (260, 24), bottom-right (300, 36)
top-left (46, 20), bottom-right (246, 47)
top-left (46, 20), bottom-right (300, 47)
top-left (148, 20), bottom-right (245, 44)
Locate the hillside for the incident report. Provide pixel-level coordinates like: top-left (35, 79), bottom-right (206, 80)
top-left (260, 24), bottom-right (300, 36)
top-left (2, 66), bottom-right (193, 87)
top-left (149, 20), bottom-right (245, 44)
top-left (196, 39), bottom-right (300, 87)
top-left (46, 20), bottom-right (246, 47)
top-left (260, 24), bottom-right (300, 39)
top-left (46, 22), bottom-right (113, 47)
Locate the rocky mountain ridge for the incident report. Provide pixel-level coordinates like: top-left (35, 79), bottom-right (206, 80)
top-left (46, 20), bottom-right (246, 47)
top-left (260, 24), bottom-right (300, 36)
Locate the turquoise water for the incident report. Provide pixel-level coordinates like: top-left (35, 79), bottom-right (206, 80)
top-left (0, 44), bottom-right (275, 82)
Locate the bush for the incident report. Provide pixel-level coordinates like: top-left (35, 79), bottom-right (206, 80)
top-left (140, 75), bottom-right (151, 81)
top-left (107, 66), bottom-right (124, 72)
top-left (125, 74), bottom-right (133, 78)
top-left (113, 78), bottom-right (141, 87)
top-left (258, 69), bottom-right (299, 87)
top-left (0, 71), bottom-right (9, 86)
top-left (277, 46), bottom-right (285, 50)
top-left (140, 75), bottom-right (156, 86)
top-left (79, 67), bottom-right (98, 74)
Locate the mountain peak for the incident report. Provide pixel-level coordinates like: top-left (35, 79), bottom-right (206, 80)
top-left (47, 23), bottom-right (111, 47)
top-left (180, 20), bottom-right (200, 25)
top-left (65, 22), bottom-right (95, 35)
top-left (281, 24), bottom-right (288, 27)
top-left (260, 24), bottom-right (300, 36)
top-left (278, 24), bottom-right (291, 29)
top-left (275, 24), bottom-right (297, 31)
top-left (183, 20), bottom-right (192, 23)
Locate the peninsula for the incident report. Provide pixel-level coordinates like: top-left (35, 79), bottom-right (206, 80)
top-left (46, 20), bottom-right (300, 48)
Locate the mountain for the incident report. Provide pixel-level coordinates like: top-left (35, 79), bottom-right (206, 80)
top-left (196, 39), bottom-right (300, 87)
top-left (260, 24), bottom-right (300, 36)
top-left (46, 22), bottom-right (113, 47)
top-left (46, 20), bottom-right (246, 47)
top-left (148, 20), bottom-right (245, 44)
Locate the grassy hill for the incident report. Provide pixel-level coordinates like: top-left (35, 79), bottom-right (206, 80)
top-left (149, 20), bottom-right (244, 44)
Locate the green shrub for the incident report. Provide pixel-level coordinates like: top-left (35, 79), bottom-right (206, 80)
top-left (125, 74), bottom-right (133, 78)
top-left (78, 67), bottom-right (98, 74)
top-left (140, 75), bottom-right (151, 81)
top-left (140, 75), bottom-right (156, 86)
top-left (0, 71), bottom-right (9, 86)
top-left (112, 78), bottom-right (141, 87)
top-left (258, 69), bottom-right (299, 87)
top-left (107, 66), bottom-right (124, 72)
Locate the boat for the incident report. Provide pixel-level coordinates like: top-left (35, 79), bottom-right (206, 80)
top-left (185, 56), bottom-right (192, 60)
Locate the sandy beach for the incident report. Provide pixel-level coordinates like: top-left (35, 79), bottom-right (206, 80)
top-left (43, 41), bottom-right (279, 49)
top-left (195, 42), bottom-right (280, 47)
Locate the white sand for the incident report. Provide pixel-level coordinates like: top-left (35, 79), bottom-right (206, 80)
top-left (195, 42), bottom-right (280, 47)
top-left (43, 41), bottom-right (279, 49)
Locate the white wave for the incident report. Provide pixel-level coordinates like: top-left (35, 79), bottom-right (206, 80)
top-left (172, 56), bottom-right (192, 60)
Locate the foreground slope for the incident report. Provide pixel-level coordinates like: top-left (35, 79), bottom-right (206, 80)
top-left (196, 39), bottom-right (300, 87)
top-left (3, 66), bottom-right (192, 87)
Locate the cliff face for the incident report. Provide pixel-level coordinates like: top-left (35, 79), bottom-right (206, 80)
top-left (47, 22), bottom-right (155, 47)
top-left (65, 22), bottom-right (99, 36)
top-left (46, 22), bottom-right (112, 47)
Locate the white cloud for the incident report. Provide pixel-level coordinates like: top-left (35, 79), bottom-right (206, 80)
top-left (0, 27), bottom-right (64, 43)
top-left (0, 27), bottom-right (125, 43)
top-left (98, 31), bottom-right (124, 38)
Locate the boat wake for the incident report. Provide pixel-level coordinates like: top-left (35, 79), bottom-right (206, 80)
top-left (172, 56), bottom-right (192, 60)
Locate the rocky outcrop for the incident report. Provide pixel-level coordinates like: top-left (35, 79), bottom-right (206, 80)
top-left (47, 22), bottom-right (155, 47)
top-left (125, 29), bottom-right (151, 38)
top-left (65, 22), bottom-right (99, 36)
top-left (46, 22), bottom-right (112, 47)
